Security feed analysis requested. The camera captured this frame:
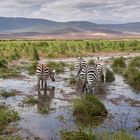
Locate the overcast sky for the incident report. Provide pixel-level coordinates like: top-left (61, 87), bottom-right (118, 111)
top-left (0, 0), bottom-right (140, 23)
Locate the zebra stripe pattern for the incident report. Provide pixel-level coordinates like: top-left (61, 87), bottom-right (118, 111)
top-left (96, 59), bottom-right (107, 83)
top-left (80, 64), bottom-right (98, 94)
top-left (75, 57), bottom-right (87, 77)
top-left (36, 64), bottom-right (55, 93)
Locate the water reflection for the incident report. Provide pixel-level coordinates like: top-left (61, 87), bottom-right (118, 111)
top-left (37, 86), bottom-right (55, 114)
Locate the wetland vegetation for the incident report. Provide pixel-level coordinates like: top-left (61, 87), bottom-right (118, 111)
top-left (0, 39), bottom-right (139, 139)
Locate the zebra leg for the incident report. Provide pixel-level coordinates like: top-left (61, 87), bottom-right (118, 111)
top-left (88, 83), bottom-right (93, 94)
top-left (104, 73), bottom-right (106, 84)
top-left (37, 78), bottom-right (41, 94)
top-left (44, 80), bottom-right (47, 94)
top-left (81, 81), bottom-right (86, 94)
top-left (41, 79), bottom-right (44, 90)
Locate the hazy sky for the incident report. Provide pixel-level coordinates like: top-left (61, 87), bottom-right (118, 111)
top-left (0, 0), bottom-right (140, 23)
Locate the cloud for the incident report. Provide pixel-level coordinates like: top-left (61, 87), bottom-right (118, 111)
top-left (0, 0), bottom-right (140, 23)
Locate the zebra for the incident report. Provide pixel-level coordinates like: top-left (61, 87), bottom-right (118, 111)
top-left (95, 57), bottom-right (107, 83)
top-left (36, 64), bottom-right (55, 93)
top-left (75, 57), bottom-right (87, 78)
top-left (80, 64), bottom-right (98, 94)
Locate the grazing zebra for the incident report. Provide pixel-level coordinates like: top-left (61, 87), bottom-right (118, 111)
top-left (75, 57), bottom-right (87, 78)
top-left (36, 64), bottom-right (55, 93)
top-left (96, 57), bottom-right (107, 83)
top-left (80, 64), bottom-right (98, 94)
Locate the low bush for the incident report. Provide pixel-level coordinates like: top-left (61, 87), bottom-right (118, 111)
top-left (0, 58), bottom-right (8, 68)
top-left (0, 104), bottom-right (19, 133)
top-left (111, 57), bottom-right (126, 74)
top-left (123, 57), bottom-right (140, 90)
top-left (73, 94), bottom-right (107, 126)
top-left (104, 69), bottom-right (115, 82)
top-left (60, 129), bottom-right (95, 140)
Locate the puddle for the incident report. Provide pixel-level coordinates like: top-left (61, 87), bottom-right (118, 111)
top-left (0, 54), bottom-right (140, 139)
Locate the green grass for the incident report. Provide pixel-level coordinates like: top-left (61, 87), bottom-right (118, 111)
top-left (111, 57), bottom-right (126, 74)
top-left (0, 40), bottom-right (140, 59)
top-left (69, 74), bottom-right (77, 86)
top-left (0, 136), bottom-right (22, 140)
top-left (0, 104), bottom-right (20, 133)
top-left (97, 130), bottom-right (135, 140)
top-left (60, 129), bottom-right (135, 140)
top-left (0, 67), bottom-right (20, 78)
top-left (30, 47), bottom-right (40, 61)
top-left (60, 129), bottom-right (95, 140)
top-left (73, 94), bottom-right (107, 126)
top-left (0, 90), bottom-right (17, 98)
top-left (47, 61), bottom-right (66, 74)
top-left (27, 61), bottom-right (37, 75)
top-left (104, 69), bottom-right (115, 82)
top-left (123, 57), bottom-right (140, 90)
top-left (69, 64), bottom-right (75, 71)
top-left (23, 96), bottom-right (38, 105)
top-left (38, 105), bottom-right (49, 114)
top-left (0, 58), bottom-right (8, 68)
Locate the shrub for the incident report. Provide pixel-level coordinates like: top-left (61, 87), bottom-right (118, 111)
top-left (60, 129), bottom-right (95, 140)
top-left (111, 57), bottom-right (126, 74)
top-left (0, 58), bottom-right (8, 68)
top-left (124, 58), bottom-right (140, 90)
top-left (73, 94), bottom-right (107, 126)
top-left (103, 69), bottom-right (115, 82)
top-left (0, 104), bottom-right (20, 133)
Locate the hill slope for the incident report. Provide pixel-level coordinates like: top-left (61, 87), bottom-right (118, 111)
top-left (0, 17), bottom-right (140, 39)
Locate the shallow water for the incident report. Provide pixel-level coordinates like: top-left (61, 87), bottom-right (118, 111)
top-left (0, 55), bottom-right (140, 140)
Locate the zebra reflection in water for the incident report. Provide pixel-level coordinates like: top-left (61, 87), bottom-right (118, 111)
top-left (37, 86), bottom-right (55, 113)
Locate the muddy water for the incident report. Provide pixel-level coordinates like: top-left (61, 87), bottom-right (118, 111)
top-left (0, 55), bottom-right (140, 140)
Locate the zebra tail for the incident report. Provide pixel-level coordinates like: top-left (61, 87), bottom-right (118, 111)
top-left (77, 68), bottom-right (82, 77)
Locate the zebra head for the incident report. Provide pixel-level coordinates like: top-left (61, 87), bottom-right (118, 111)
top-left (49, 69), bottom-right (55, 81)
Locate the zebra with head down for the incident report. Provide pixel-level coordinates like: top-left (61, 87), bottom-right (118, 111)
top-left (36, 64), bottom-right (55, 93)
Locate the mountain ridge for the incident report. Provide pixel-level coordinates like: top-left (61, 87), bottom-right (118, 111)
top-left (0, 17), bottom-right (140, 39)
